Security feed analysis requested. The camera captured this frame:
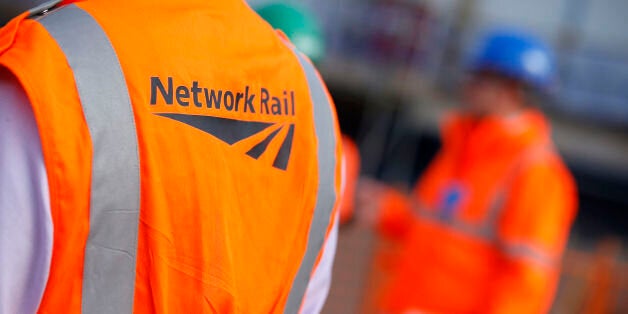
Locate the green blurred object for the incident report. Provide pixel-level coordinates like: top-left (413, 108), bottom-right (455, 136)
top-left (255, 2), bottom-right (325, 64)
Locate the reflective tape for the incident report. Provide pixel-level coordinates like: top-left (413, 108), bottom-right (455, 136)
top-left (412, 143), bottom-right (559, 270)
top-left (38, 5), bottom-right (140, 314)
top-left (500, 242), bottom-right (556, 267)
top-left (413, 199), bottom-right (495, 240)
top-left (413, 143), bottom-right (554, 243)
top-left (415, 201), bottom-right (556, 268)
top-left (285, 52), bottom-right (338, 314)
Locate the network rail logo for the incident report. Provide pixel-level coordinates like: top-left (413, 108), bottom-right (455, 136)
top-left (150, 76), bottom-right (297, 170)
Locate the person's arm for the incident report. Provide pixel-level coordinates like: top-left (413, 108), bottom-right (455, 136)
top-left (487, 160), bottom-right (577, 314)
top-left (0, 67), bottom-right (52, 313)
top-left (375, 186), bottom-right (415, 239)
top-left (370, 151), bottom-right (449, 239)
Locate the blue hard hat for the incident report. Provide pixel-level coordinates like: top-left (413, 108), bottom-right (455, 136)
top-left (470, 30), bottom-right (555, 90)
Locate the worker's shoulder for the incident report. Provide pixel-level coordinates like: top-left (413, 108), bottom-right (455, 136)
top-left (0, 1), bottom-right (63, 57)
top-left (0, 18), bottom-right (42, 58)
top-left (517, 144), bottom-right (575, 190)
top-left (0, 13), bottom-right (27, 56)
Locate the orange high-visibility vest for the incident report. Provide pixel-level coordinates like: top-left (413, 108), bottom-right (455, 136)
top-left (377, 110), bottom-right (577, 313)
top-left (0, 0), bottom-right (341, 313)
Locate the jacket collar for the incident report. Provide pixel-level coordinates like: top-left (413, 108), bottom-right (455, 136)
top-left (442, 109), bottom-right (551, 164)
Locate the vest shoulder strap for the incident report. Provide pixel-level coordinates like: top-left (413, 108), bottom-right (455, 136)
top-left (284, 49), bottom-right (339, 314)
top-left (36, 4), bottom-right (141, 313)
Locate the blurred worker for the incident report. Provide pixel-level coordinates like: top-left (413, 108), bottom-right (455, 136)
top-left (0, 0), bottom-right (341, 313)
top-left (368, 31), bottom-right (578, 313)
top-left (257, 2), bottom-right (361, 224)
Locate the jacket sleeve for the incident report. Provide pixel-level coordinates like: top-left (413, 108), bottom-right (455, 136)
top-left (376, 148), bottom-right (452, 240)
top-left (376, 149), bottom-right (450, 240)
top-left (487, 159), bottom-right (577, 314)
top-left (376, 187), bottom-right (415, 239)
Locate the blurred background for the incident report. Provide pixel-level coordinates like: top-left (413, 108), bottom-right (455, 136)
top-left (249, 0), bottom-right (628, 313)
top-left (2, 0), bottom-right (626, 313)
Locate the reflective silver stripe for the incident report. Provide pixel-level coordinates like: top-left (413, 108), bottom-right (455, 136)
top-left (415, 202), bottom-right (556, 267)
top-left (414, 144), bottom-right (554, 242)
top-left (481, 191), bottom-right (506, 237)
top-left (38, 5), bottom-right (140, 314)
top-left (500, 243), bottom-right (556, 267)
top-left (413, 200), bottom-right (494, 240)
top-left (480, 144), bottom-right (554, 238)
top-left (285, 52), bottom-right (338, 313)
top-left (413, 187), bottom-right (504, 240)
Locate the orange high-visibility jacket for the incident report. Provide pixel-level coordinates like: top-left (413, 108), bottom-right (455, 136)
top-left (377, 110), bottom-right (577, 313)
top-left (0, 0), bottom-right (341, 313)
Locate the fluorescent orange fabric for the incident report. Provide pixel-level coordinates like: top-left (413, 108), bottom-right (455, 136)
top-left (377, 110), bottom-right (577, 313)
top-left (0, 0), bottom-right (341, 313)
top-left (339, 135), bottom-right (360, 224)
